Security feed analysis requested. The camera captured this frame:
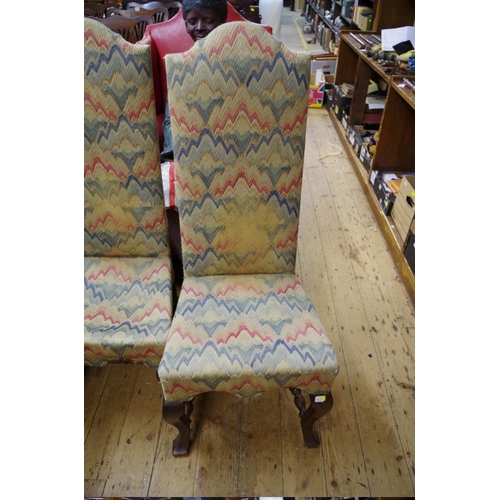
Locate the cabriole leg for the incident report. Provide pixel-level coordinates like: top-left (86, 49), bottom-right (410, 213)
top-left (162, 398), bottom-right (194, 456)
top-left (289, 388), bottom-right (333, 447)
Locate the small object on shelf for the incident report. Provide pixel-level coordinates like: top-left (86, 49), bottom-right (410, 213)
top-left (403, 228), bottom-right (415, 275)
top-left (398, 49), bottom-right (415, 62)
top-left (334, 15), bottom-right (347, 28)
top-left (381, 26), bottom-right (415, 52)
top-left (349, 32), bottom-right (366, 47)
top-left (356, 13), bottom-right (373, 31)
top-left (359, 34), bottom-right (373, 46)
top-left (402, 78), bottom-right (415, 93)
top-left (393, 40), bottom-right (414, 55)
top-left (392, 175), bottom-right (415, 243)
top-left (340, 82), bottom-right (354, 96)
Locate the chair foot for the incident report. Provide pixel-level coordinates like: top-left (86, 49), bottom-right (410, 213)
top-left (289, 388), bottom-right (333, 447)
top-left (162, 398), bottom-right (194, 456)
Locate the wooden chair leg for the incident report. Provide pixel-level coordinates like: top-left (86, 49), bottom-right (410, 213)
top-left (289, 388), bottom-right (333, 447)
top-left (162, 398), bottom-right (194, 456)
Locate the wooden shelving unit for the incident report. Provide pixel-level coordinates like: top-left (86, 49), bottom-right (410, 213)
top-left (305, 0), bottom-right (415, 52)
top-left (330, 32), bottom-right (415, 303)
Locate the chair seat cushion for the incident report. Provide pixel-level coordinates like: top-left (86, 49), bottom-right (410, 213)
top-left (84, 256), bottom-right (173, 367)
top-left (158, 274), bottom-right (339, 401)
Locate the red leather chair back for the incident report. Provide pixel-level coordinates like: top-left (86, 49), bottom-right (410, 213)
top-left (140, 3), bottom-right (272, 147)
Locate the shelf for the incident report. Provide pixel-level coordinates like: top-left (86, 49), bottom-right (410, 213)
top-left (306, 0), bottom-right (415, 42)
top-left (328, 106), bottom-right (415, 304)
top-left (307, 1), bottom-right (336, 33)
top-left (329, 31), bottom-right (415, 303)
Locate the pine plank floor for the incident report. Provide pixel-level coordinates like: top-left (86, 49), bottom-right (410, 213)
top-left (84, 107), bottom-right (415, 498)
top-left (84, 9), bottom-right (415, 497)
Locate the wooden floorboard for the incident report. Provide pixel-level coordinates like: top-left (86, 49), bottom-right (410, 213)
top-left (84, 107), bottom-right (415, 497)
top-left (310, 112), bottom-right (415, 492)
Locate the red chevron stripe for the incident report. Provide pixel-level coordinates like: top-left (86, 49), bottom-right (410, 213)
top-left (85, 310), bottom-right (123, 324)
top-left (125, 347), bottom-right (163, 361)
top-left (84, 157), bottom-right (128, 179)
top-left (142, 213), bottom-right (167, 230)
top-left (209, 103), bottom-right (272, 131)
top-left (181, 235), bottom-right (207, 253)
top-left (283, 321), bottom-right (326, 342)
top-left (275, 230), bottom-right (299, 249)
top-left (207, 24), bottom-right (277, 58)
top-left (176, 171), bottom-right (301, 197)
top-left (139, 262), bottom-right (171, 280)
top-left (174, 181), bottom-right (203, 199)
top-left (215, 325), bottom-right (274, 344)
top-left (127, 95), bottom-right (156, 119)
top-left (210, 283), bottom-right (270, 297)
top-left (288, 375), bottom-right (332, 389)
top-left (84, 29), bottom-right (112, 49)
top-left (163, 381), bottom-right (210, 396)
top-left (281, 108), bottom-right (309, 133)
top-left (212, 173), bottom-right (271, 196)
top-left (164, 377), bottom-right (268, 397)
top-left (171, 111), bottom-right (202, 134)
top-left (163, 376), bottom-right (332, 398)
top-left (181, 285), bottom-right (207, 297)
top-left (172, 104), bottom-right (307, 134)
top-left (134, 302), bottom-right (171, 322)
top-left (86, 266), bottom-right (134, 282)
top-left (85, 159), bottom-right (162, 180)
top-left (219, 378), bottom-right (268, 392)
top-left (84, 345), bottom-right (162, 361)
top-left (84, 93), bottom-right (118, 120)
top-left (132, 161), bottom-right (165, 178)
top-left (166, 327), bottom-right (204, 345)
top-left (84, 93), bottom-right (155, 121)
top-left (276, 177), bottom-right (302, 194)
top-left (85, 211), bottom-right (124, 231)
top-left (275, 280), bottom-right (302, 294)
top-left (86, 261), bottom-right (171, 282)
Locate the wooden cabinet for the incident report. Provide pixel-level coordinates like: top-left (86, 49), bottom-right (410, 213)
top-left (329, 32), bottom-right (415, 302)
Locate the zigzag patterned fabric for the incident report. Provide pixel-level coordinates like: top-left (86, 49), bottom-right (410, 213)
top-left (84, 18), bottom-right (173, 367)
top-left (85, 257), bottom-right (173, 366)
top-left (159, 274), bottom-right (339, 400)
top-left (166, 22), bottom-right (311, 277)
top-left (158, 22), bottom-right (338, 401)
top-left (84, 18), bottom-right (168, 257)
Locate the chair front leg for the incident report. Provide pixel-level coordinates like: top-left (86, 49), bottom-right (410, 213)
top-left (289, 388), bottom-right (333, 447)
top-left (162, 398), bottom-right (194, 456)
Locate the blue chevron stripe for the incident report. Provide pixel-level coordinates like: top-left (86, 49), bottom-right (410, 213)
top-left (163, 340), bottom-right (336, 375)
top-left (85, 43), bottom-right (151, 79)
top-left (177, 191), bottom-right (300, 218)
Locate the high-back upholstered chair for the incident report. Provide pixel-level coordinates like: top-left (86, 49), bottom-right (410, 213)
top-left (139, 3), bottom-right (273, 149)
top-left (157, 22), bottom-right (340, 455)
top-left (84, 18), bottom-right (173, 367)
